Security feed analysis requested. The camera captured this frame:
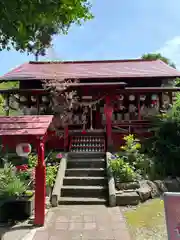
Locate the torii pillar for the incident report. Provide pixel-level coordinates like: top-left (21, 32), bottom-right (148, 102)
top-left (34, 138), bottom-right (46, 226)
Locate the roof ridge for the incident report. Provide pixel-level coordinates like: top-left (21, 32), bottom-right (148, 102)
top-left (29, 59), bottom-right (159, 64)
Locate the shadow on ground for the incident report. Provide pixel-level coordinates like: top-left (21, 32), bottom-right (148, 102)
top-left (0, 221), bottom-right (36, 240)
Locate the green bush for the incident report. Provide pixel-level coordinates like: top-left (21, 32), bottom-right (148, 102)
top-left (145, 117), bottom-right (180, 177)
top-left (28, 152), bottom-right (59, 188)
top-left (120, 134), bottom-right (150, 178)
top-left (46, 165), bottom-right (58, 187)
top-left (16, 169), bottom-right (31, 181)
top-left (46, 151), bottom-right (62, 165)
top-left (2, 178), bottom-right (26, 198)
top-left (144, 94), bottom-right (180, 178)
top-left (28, 154), bottom-right (37, 168)
top-left (108, 134), bottom-right (152, 182)
top-left (0, 163), bottom-right (28, 199)
top-left (109, 157), bottom-right (137, 182)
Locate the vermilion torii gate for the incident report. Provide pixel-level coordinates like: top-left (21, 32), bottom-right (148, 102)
top-left (0, 115), bottom-right (53, 226)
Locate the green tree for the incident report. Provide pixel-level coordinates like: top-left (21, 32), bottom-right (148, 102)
top-left (142, 53), bottom-right (176, 68)
top-left (0, 0), bottom-right (93, 56)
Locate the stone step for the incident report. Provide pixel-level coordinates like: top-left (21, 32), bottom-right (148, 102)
top-left (65, 168), bottom-right (106, 177)
top-left (61, 185), bottom-right (108, 198)
top-left (68, 152), bottom-right (105, 159)
top-left (67, 159), bottom-right (106, 169)
top-left (59, 197), bottom-right (107, 205)
top-left (116, 191), bottom-right (140, 206)
top-left (63, 176), bottom-right (107, 186)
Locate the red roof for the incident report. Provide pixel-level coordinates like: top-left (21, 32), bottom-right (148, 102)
top-left (1, 59), bottom-right (180, 81)
top-left (0, 115), bottom-right (53, 136)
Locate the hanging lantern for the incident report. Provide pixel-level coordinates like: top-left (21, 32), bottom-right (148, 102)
top-left (151, 94), bottom-right (158, 100)
top-left (16, 143), bottom-right (32, 157)
top-left (119, 94), bottom-right (124, 101)
top-left (14, 94), bottom-right (19, 99)
top-left (22, 106), bottom-right (31, 115)
top-left (40, 106), bottom-right (45, 112)
top-left (151, 94), bottom-right (158, 107)
top-left (20, 96), bottom-right (27, 102)
top-left (119, 105), bottom-right (125, 111)
top-left (140, 95), bottom-right (146, 101)
top-left (31, 96), bottom-right (36, 102)
top-left (92, 104), bottom-right (96, 110)
top-left (129, 95), bottom-right (135, 101)
top-left (3, 104), bottom-right (9, 111)
top-left (30, 106), bottom-right (38, 114)
top-left (129, 104), bottom-right (137, 113)
top-left (42, 96), bottom-right (49, 102)
top-left (84, 106), bottom-right (88, 113)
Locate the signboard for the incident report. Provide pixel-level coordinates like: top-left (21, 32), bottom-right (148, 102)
top-left (164, 192), bottom-right (180, 239)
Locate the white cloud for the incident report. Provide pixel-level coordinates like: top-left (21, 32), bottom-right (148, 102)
top-left (157, 36), bottom-right (180, 69)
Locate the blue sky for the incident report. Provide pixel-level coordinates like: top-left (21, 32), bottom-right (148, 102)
top-left (1, 0), bottom-right (180, 75)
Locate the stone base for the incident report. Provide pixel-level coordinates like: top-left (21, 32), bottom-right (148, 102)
top-left (136, 180), bottom-right (152, 202)
top-left (116, 191), bottom-right (140, 206)
top-left (137, 187), bottom-right (151, 202)
top-left (116, 181), bottom-right (140, 191)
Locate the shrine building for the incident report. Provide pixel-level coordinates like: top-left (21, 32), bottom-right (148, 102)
top-left (1, 58), bottom-right (180, 152)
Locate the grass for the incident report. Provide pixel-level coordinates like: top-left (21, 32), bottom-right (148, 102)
top-left (123, 199), bottom-right (167, 240)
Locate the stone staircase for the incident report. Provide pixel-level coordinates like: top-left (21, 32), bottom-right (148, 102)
top-left (59, 153), bottom-right (108, 205)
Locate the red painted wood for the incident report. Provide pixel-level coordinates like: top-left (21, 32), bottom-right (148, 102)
top-left (0, 123), bottom-right (50, 129)
top-left (112, 131), bottom-right (153, 151)
top-left (1, 135), bottom-right (38, 150)
top-left (0, 115), bottom-right (53, 123)
top-left (35, 141), bottom-right (46, 226)
top-left (1, 59), bottom-right (180, 81)
top-left (2, 132), bottom-right (64, 150)
top-left (0, 129), bottom-right (47, 135)
top-left (112, 133), bottom-right (126, 151)
top-left (46, 135), bottom-right (64, 149)
top-left (64, 126), bottom-right (69, 150)
top-left (0, 116), bottom-right (53, 136)
top-left (1, 136), bottom-right (6, 152)
top-left (104, 95), bottom-right (113, 148)
top-left (95, 110), bottom-right (101, 129)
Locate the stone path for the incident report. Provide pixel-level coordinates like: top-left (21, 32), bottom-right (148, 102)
top-left (33, 205), bottom-right (131, 240)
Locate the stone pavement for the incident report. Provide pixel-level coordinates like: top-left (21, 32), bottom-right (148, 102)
top-left (0, 221), bottom-right (35, 240)
top-left (33, 205), bottom-right (131, 240)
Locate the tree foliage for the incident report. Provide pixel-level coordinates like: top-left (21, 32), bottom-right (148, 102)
top-left (142, 53), bottom-right (176, 68)
top-left (0, 0), bottom-right (93, 55)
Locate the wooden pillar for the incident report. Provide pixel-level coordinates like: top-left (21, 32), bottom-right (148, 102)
top-left (5, 94), bottom-right (10, 116)
top-left (64, 126), bottom-right (69, 151)
top-left (168, 92), bottom-right (173, 105)
top-left (90, 106), bottom-right (93, 130)
top-left (34, 139), bottom-right (46, 226)
top-left (36, 95), bottom-right (40, 114)
top-left (158, 92), bottom-right (163, 111)
top-left (104, 95), bottom-right (113, 151)
top-left (137, 94), bottom-right (141, 120)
